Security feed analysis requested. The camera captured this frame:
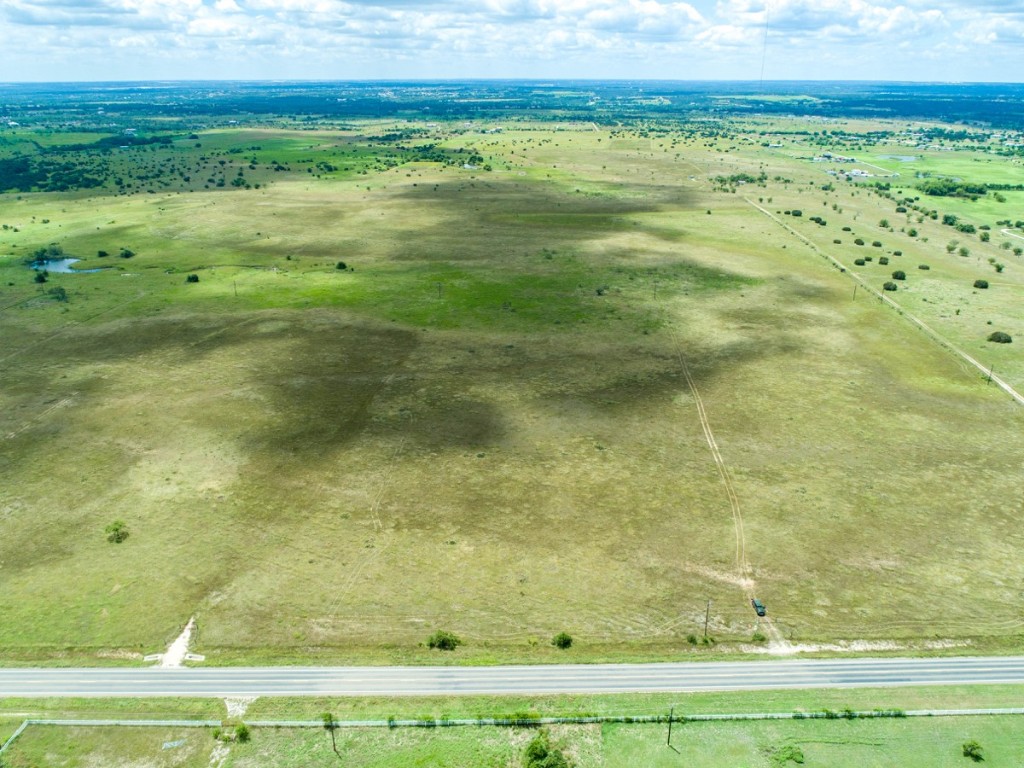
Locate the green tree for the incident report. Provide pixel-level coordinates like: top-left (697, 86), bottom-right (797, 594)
top-left (105, 520), bottom-right (129, 543)
top-left (427, 630), bottom-right (461, 651)
top-left (959, 246), bottom-right (970, 258)
top-left (552, 632), bottom-right (573, 649)
top-left (962, 739), bottom-right (984, 762)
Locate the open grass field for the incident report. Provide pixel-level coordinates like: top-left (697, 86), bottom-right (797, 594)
top-left (4, 686), bottom-right (1024, 766)
top-left (6, 713), bottom-right (1024, 767)
top-left (2, 111), bottom-right (1024, 665)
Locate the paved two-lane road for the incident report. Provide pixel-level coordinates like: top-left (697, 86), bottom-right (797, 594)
top-left (2, 657), bottom-right (1024, 697)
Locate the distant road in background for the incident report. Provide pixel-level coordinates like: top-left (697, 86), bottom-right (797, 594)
top-left (3, 657), bottom-right (1024, 697)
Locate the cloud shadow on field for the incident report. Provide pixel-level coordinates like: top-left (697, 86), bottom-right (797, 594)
top-left (386, 177), bottom-right (702, 262)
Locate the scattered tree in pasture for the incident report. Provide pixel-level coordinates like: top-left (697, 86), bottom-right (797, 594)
top-left (427, 630), bottom-right (462, 651)
top-left (105, 520), bottom-right (129, 543)
top-left (962, 740), bottom-right (984, 762)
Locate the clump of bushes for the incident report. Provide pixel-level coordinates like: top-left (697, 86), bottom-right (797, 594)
top-left (893, 250), bottom-right (903, 256)
top-left (427, 630), bottom-right (462, 651)
top-left (524, 730), bottom-right (571, 768)
top-left (963, 740), bottom-right (984, 762)
top-left (552, 632), bottom-right (573, 649)
top-left (988, 331), bottom-right (1012, 344)
top-left (854, 258), bottom-right (865, 266)
top-left (854, 238), bottom-right (865, 246)
top-left (105, 520), bottom-right (129, 543)
top-left (879, 257), bottom-right (889, 265)
top-left (892, 270), bottom-right (906, 280)
top-left (974, 279), bottom-right (989, 289)
top-left (336, 261), bottom-right (347, 270)
top-left (186, 274), bottom-right (200, 283)
top-left (883, 281), bottom-right (898, 291)
top-left (918, 264), bottom-right (930, 270)
top-left (872, 240), bottom-right (882, 247)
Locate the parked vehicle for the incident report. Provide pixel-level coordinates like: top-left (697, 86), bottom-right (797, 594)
top-left (751, 598), bottom-right (766, 617)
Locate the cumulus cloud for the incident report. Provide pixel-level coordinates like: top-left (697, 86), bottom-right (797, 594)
top-left (0, 0), bottom-right (1019, 80)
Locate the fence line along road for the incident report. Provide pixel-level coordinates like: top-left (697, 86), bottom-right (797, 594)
top-left (2, 657), bottom-right (1024, 698)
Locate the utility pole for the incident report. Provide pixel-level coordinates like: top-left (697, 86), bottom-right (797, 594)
top-left (667, 706), bottom-right (674, 746)
top-left (988, 365), bottom-right (994, 384)
top-left (852, 284), bottom-right (858, 300)
top-left (704, 599), bottom-right (711, 639)
top-left (436, 282), bottom-right (443, 299)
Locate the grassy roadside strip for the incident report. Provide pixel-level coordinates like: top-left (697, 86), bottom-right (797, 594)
top-left (3, 684), bottom-right (1024, 725)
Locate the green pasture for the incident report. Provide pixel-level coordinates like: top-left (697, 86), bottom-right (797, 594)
top-left (2, 117), bottom-right (1024, 665)
top-left (5, 713), bottom-right (1024, 767)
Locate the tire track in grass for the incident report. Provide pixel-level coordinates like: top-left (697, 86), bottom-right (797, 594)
top-left (671, 333), bottom-right (791, 649)
top-left (671, 333), bottom-right (749, 583)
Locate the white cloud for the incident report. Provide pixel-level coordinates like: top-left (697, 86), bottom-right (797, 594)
top-left (0, 0), bottom-right (1020, 80)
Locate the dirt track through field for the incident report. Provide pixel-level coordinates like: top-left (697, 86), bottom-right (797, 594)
top-left (672, 335), bottom-right (792, 649)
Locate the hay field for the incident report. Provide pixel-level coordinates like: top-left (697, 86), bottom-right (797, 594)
top-left (1, 121), bottom-right (1022, 664)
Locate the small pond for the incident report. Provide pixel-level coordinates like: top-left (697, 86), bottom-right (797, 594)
top-left (29, 258), bottom-right (103, 274)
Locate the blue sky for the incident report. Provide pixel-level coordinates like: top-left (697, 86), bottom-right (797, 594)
top-left (1, 0), bottom-right (1022, 83)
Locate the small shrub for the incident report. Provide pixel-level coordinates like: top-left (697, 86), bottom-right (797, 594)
top-left (48, 286), bottom-right (68, 302)
top-left (769, 744), bottom-right (805, 765)
top-left (842, 226), bottom-right (852, 232)
top-left (883, 281), bottom-right (898, 291)
top-left (686, 634), bottom-right (698, 645)
top-left (833, 239), bottom-right (842, 244)
top-left (97, 250), bottom-right (109, 257)
top-left (791, 210), bottom-right (802, 217)
top-left (973, 279), bottom-right (989, 289)
top-left (871, 240), bottom-right (882, 247)
top-left (119, 248), bottom-right (135, 259)
top-left (892, 270), bottom-right (906, 280)
top-left (918, 264), bottom-right (930, 270)
top-left (962, 740), bottom-right (984, 762)
top-left (988, 331), bottom-right (1012, 343)
top-left (336, 261), bottom-right (347, 270)
top-left (879, 257), bottom-right (889, 265)
top-left (524, 730), bottom-right (570, 768)
top-left (186, 274), bottom-right (200, 283)
top-left (427, 630), bottom-right (462, 651)
top-left (751, 631), bottom-right (767, 643)
top-left (34, 271), bottom-right (48, 283)
top-left (105, 520), bottom-right (129, 543)
top-left (893, 250), bottom-right (902, 256)
top-left (854, 258), bottom-right (865, 266)
top-left (235, 723), bottom-right (251, 743)
top-left (854, 238), bottom-right (865, 246)
top-left (552, 632), bottom-right (573, 649)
